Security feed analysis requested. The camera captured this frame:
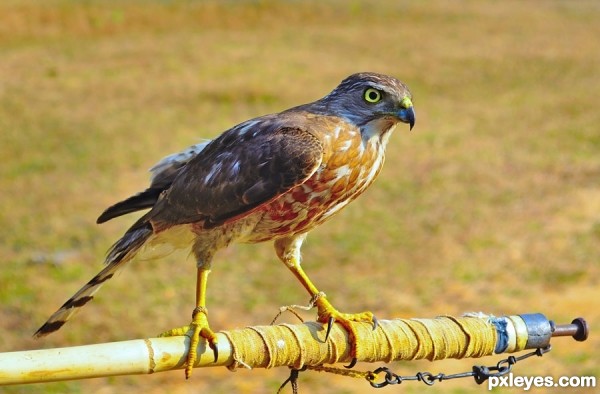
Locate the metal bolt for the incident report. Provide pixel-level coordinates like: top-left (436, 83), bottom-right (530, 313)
top-left (550, 317), bottom-right (589, 342)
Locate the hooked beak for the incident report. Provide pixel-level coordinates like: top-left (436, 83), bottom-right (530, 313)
top-left (398, 96), bottom-right (415, 130)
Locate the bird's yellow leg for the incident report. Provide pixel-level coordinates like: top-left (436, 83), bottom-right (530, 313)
top-left (283, 252), bottom-right (375, 365)
top-left (159, 267), bottom-right (218, 379)
top-left (286, 255), bottom-right (374, 323)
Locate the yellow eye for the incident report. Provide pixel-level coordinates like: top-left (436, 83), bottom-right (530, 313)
top-left (364, 88), bottom-right (382, 103)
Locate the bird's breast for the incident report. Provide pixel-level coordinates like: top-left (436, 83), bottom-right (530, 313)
top-left (246, 128), bottom-right (386, 242)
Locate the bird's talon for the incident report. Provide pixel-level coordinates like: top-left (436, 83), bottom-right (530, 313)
top-left (162, 308), bottom-right (217, 378)
top-left (344, 357), bottom-right (358, 369)
top-left (314, 296), bottom-right (377, 368)
top-left (211, 342), bottom-right (219, 363)
top-left (325, 316), bottom-right (335, 341)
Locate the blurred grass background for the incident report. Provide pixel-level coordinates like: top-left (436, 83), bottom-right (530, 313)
top-left (0, 0), bottom-right (599, 393)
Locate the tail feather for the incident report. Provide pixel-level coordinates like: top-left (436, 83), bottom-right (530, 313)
top-left (104, 224), bottom-right (154, 265)
top-left (96, 188), bottom-right (162, 224)
top-left (34, 223), bottom-right (153, 338)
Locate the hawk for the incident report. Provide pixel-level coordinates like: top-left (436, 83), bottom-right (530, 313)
top-left (35, 72), bottom-right (415, 378)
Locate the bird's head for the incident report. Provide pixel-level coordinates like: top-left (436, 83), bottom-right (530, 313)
top-left (318, 72), bottom-right (415, 139)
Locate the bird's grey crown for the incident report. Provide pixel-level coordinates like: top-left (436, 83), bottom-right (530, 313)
top-left (329, 72), bottom-right (412, 99)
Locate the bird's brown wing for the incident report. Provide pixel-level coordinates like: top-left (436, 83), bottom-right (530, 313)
top-left (148, 124), bottom-right (323, 229)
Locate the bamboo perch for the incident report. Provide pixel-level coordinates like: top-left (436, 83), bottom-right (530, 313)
top-left (0, 313), bottom-right (588, 386)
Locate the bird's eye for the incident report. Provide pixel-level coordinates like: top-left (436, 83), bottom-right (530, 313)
top-left (364, 88), bottom-right (382, 103)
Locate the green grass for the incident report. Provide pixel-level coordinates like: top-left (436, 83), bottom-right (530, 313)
top-left (1, 0), bottom-right (599, 393)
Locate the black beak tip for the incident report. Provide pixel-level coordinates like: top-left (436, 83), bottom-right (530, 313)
top-left (407, 107), bottom-right (416, 130)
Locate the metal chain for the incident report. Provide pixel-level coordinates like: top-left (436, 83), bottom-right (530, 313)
top-left (278, 346), bottom-right (551, 392)
top-left (366, 346), bottom-right (551, 388)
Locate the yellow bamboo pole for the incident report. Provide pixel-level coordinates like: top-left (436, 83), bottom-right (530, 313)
top-left (0, 314), bottom-right (587, 386)
top-left (0, 335), bottom-right (228, 385)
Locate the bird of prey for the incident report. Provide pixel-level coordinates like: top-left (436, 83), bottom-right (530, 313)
top-left (34, 72), bottom-right (415, 378)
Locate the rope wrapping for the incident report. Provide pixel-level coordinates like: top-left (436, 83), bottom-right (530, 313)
top-left (222, 316), bottom-right (500, 370)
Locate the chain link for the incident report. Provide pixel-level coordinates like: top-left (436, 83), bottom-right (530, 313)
top-left (366, 346), bottom-right (551, 388)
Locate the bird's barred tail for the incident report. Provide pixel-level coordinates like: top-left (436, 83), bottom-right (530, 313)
top-left (34, 224), bottom-right (152, 338)
top-left (33, 258), bottom-right (127, 338)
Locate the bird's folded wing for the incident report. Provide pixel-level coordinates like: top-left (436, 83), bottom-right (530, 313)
top-left (148, 125), bottom-right (324, 228)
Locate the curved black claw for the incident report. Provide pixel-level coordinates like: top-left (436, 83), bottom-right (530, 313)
top-left (344, 357), bottom-right (358, 369)
top-left (372, 316), bottom-right (379, 331)
top-left (210, 342), bottom-right (218, 363)
top-left (325, 316), bottom-right (335, 341)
